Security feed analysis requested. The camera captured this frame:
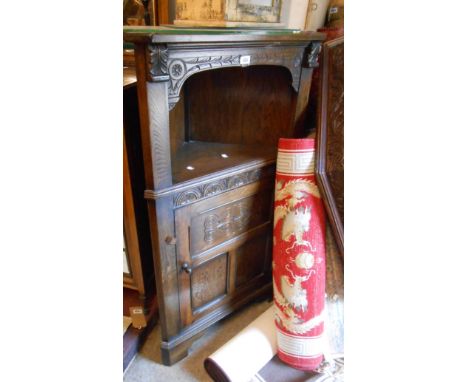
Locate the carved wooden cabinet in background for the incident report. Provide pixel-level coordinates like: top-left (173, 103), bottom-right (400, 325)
top-left (123, 27), bottom-right (324, 365)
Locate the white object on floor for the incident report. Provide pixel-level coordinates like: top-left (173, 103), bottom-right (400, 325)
top-left (208, 305), bottom-right (277, 382)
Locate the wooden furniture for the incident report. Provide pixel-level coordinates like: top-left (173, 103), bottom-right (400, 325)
top-left (124, 65), bottom-right (160, 371)
top-left (123, 66), bottom-right (156, 308)
top-left (123, 27), bottom-right (325, 365)
top-left (316, 36), bottom-right (344, 256)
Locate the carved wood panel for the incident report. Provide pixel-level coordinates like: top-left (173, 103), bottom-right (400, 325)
top-left (175, 179), bottom-right (274, 327)
top-left (191, 253), bottom-right (228, 309)
top-left (170, 166), bottom-right (274, 207)
top-left (190, 191), bottom-right (272, 255)
top-left (146, 42), bottom-right (322, 110)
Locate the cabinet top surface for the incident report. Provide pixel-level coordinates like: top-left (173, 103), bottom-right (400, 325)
top-left (123, 26), bottom-right (326, 44)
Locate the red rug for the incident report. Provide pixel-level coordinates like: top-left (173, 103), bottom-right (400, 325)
top-left (273, 138), bottom-right (327, 371)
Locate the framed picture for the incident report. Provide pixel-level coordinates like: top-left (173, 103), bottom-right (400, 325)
top-left (174, 0), bottom-right (282, 26)
top-left (226, 0), bottom-right (281, 23)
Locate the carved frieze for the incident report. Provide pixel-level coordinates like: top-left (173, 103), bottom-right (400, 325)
top-left (174, 188), bottom-right (203, 206)
top-left (147, 43), bottom-right (309, 109)
top-left (173, 166), bottom-right (272, 207)
top-left (170, 55), bottom-right (241, 94)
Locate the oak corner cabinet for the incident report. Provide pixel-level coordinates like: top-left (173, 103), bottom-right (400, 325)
top-left (123, 27), bottom-right (325, 365)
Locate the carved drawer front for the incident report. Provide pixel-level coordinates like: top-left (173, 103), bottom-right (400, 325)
top-left (191, 194), bottom-right (271, 256)
top-left (183, 179), bottom-right (273, 257)
top-left (175, 178), bottom-right (274, 327)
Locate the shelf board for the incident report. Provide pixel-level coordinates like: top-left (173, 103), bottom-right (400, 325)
top-left (172, 141), bottom-right (276, 185)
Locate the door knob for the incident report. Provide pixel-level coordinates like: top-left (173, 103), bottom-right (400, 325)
top-left (181, 262), bottom-right (192, 274)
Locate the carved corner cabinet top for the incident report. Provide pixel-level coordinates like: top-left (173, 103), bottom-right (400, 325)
top-left (124, 26), bottom-right (326, 111)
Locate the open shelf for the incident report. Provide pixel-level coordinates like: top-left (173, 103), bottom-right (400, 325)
top-left (172, 141), bottom-right (276, 185)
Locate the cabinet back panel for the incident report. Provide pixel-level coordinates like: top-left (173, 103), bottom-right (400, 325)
top-left (186, 66), bottom-right (296, 146)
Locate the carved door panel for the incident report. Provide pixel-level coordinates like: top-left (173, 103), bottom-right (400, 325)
top-left (175, 179), bottom-right (274, 327)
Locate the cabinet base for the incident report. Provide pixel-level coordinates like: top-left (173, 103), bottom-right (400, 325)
top-left (160, 283), bottom-right (272, 365)
top-left (161, 331), bottom-right (206, 366)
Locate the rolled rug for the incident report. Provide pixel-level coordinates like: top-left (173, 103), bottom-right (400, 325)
top-left (204, 303), bottom-right (343, 382)
top-left (204, 225), bottom-right (344, 381)
top-left (273, 138), bottom-right (327, 371)
top-left (204, 306), bottom-right (277, 382)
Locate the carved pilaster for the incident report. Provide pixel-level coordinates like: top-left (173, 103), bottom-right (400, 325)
top-left (305, 42), bottom-right (322, 69)
top-left (147, 44), bottom-right (169, 82)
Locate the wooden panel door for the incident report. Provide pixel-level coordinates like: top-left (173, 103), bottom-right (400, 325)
top-left (175, 178), bottom-right (274, 327)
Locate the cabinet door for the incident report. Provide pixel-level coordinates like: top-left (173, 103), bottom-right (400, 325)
top-left (175, 178), bottom-right (273, 327)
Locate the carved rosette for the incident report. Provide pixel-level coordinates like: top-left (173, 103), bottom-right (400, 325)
top-left (173, 167), bottom-right (274, 207)
top-left (167, 55), bottom-right (242, 110)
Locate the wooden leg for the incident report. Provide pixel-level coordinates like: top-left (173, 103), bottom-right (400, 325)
top-left (160, 331), bottom-right (205, 365)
